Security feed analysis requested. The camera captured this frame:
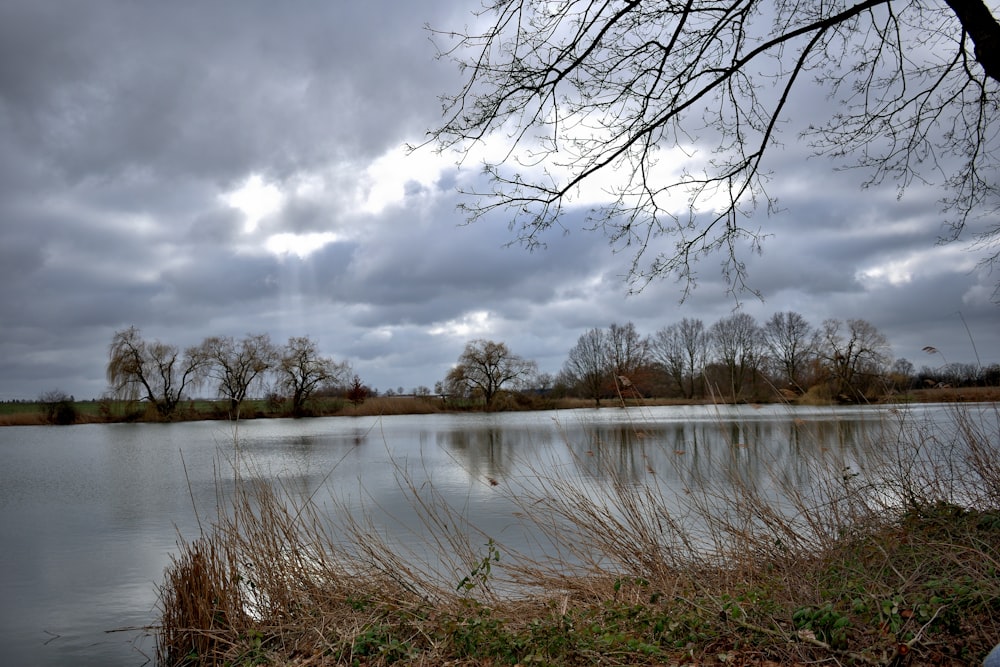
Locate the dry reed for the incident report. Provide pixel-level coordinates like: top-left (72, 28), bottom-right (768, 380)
top-left (0, 412), bottom-right (46, 426)
top-left (157, 402), bottom-right (1000, 665)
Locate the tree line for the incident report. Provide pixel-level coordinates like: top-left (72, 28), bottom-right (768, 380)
top-left (437, 314), bottom-right (999, 409)
top-left (555, 315), bottom-right (895, 406)
top-left (102, 315), bottom-right (998, 419)
top-left (106, 327), bottom-right (353, 418)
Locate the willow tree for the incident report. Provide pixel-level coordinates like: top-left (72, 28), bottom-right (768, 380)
top-left (428, 1), bottom-right (1000, 294)
top-left (106, 326), bottom-right (208, 418)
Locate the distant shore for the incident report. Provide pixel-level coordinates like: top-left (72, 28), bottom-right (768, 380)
top-left (2, 385), bottom-right (998, 427)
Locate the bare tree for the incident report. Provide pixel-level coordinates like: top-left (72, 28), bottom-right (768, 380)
top-left (816, 318), bottom-right (892, 401)
top-left (709, 313), bottom-right (763, 401)
top-left (451, 339), bottom-right (538, 409)
top-left (762, 311), bottom-right (815, 393)
top-left (534, 372), bottom-right (555, 394)
top-left (606, 322), bottom-right (650, 392)
top-left (889, 357), bottom-right (916, 391)
top-left (562, 327), bottom-right (610, 406)
top-left (200, 333), bottom-right (277, 416)
top-left (428, 1), bottom-right (1000, 294)
top-left (106, 326), bottom-right (207, 418)
top-left (278, 336), bottom-right (349, 416)
top-left (39, 389), bottom-right (77, 425)
top-left (650, 318), bottom-right (708, 399)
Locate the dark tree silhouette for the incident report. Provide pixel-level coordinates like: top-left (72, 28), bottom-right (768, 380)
top-left (346, 375), bottom-right (369, 406)
top-left (106, 326), bottom-right (208, 418)
top-left (709, 312), bottom-right (763, 401)
top-left (427, 1), bottom-right (1000, 295)
top-left (452, 339), bottom-right (537, 409)
top-left (39, 390), bottom-right (77, 425)
top-left (649, 318), bottom-right (708, 399)
top-left (762, 311), bottom-right (815, 393)
top-left (200, 333), bottom-right (277, 416)
top-left (278, 336), bottom-right (349, 416)
top-left (816, 318), bottom-right (892, 401)
top-left (606, 322), bottom-right (649, 389)
top-left (562, 327), bottom-right (610, 407)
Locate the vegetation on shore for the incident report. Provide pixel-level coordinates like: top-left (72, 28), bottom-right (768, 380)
top-left (7, 314), bottom-right (999, 426)
top-left (155, 403), bottom-right (1000, 666)
top-left (0, 393), bottom-right (544, 426)
top-left (0, 394), bottom-right (437, 427)
top-left (3, 386), bottom-right (999, 427)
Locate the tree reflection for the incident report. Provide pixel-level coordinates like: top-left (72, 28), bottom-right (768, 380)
top-left (437, 427), bottom-right (523, 482)
top-left (554, 415), bottom-right (895, 506)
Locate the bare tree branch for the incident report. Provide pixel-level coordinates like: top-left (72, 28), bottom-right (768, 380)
top-left (426, 0), bottom-right (1000, 295)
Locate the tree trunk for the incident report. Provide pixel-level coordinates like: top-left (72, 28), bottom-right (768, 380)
top-left (943, 0), bottom-right (1000, 83)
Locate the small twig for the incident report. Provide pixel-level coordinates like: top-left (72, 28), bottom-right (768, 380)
top-left (902, 604), bottom-right (946, 652)
top-left (104, 624), bottom-right (157, 634)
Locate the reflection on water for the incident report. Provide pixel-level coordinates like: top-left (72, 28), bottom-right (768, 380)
top-left (478, 410), bottom-right (898, 503)
top-left (428, 412), bottom-right (892, 494)
top-left (436, 427), bottom-right (528, 481)
top-left (0, 403), bottom-right (988, 666)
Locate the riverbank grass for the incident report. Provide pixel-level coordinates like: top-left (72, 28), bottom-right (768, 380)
top-left (157, 405), bottom-right (1000, 665)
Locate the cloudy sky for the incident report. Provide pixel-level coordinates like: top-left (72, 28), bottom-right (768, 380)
top-left (1, 1), bottom-right (997, 401)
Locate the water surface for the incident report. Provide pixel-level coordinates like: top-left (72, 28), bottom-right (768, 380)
top-left (0, 403), bottom-right (978, 665)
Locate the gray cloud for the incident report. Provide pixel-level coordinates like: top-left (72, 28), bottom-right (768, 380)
top-left (0, 1), bottom-right (996, 401)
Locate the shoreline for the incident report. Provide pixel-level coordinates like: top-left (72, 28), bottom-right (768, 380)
top-left (2, 385), bottom-right (998, 427)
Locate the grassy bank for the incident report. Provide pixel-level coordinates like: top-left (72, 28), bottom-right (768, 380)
top-left (156, 403), bottom-right (1000, 666)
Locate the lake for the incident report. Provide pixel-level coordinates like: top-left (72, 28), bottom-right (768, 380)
top-left (0, 402), bottom-right (987, 666)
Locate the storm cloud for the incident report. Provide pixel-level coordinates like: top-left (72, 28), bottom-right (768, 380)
top-left (0, 0), bottom-right (996, 400)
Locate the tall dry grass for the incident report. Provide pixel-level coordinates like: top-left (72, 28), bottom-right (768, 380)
top-left (157, 403), bottom-right (1000, 665)
top-left (0, 412), bottom-right (46, 426)
top-left (338, 396), bottom-right (443, 416)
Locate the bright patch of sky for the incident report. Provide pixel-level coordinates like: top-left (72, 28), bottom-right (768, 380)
top-left (359, 147), bottom-right (436, 215)
top-left (221, 173), bottom-right (345, 257)
top-left (856, 259), bottom-right (917, 287)
top-left (265, 231), bottom-right (341, 258)
top-left (222, 174), bottom-right (283, 233)
top-left (429, 310), bottom-right (494, 338)
top-left (857, 244), bottom-right (981, 288)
